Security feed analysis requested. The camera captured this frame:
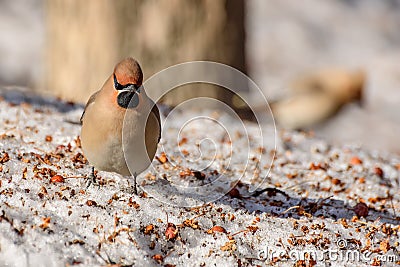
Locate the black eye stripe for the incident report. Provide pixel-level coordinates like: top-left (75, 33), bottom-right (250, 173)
top-left (113, 74), bottom-right (139, 90)
top-left (113, 74), bottom-right (124, 90)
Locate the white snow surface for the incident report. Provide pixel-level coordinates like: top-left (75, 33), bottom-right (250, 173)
top-left (0, 88), bottom-right (399, 267)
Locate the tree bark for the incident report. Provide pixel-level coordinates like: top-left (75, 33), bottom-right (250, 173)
top-left (43, 0), bottom-right (246, 107)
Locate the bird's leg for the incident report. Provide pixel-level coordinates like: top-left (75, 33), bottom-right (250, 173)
top-left (86, 166), bottom-right (100, 188)
top-left (124, 173), bottom-right (138, 195)
top-left (133, 172), bottom-right (138, 195)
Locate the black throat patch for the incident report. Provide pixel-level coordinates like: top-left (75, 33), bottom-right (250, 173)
top-left (117, 91), bottom-right (139, 109)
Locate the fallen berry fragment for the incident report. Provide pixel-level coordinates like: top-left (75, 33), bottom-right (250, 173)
top-left (165, 223), bottom-right (178, 240)
top-left (156, 152), bottom-right (168, 164)
top-left (350, 157), bottom-right (362, 165)
top-left (207, 226), bottom-right (227, 234)
top-left (373, 167), bottom-right (384, 178)
top-left (229, 188), bottom-right (241, 198)
top-left (152, 254), bottom-right (163, 264)
top-left (353, 202), bottom-right (369, 217)
top-left (50, 175), bottom-right (64, 183)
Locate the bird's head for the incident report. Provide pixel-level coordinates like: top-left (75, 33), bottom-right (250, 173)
top-left (112, 57), bottom-right (144, 109)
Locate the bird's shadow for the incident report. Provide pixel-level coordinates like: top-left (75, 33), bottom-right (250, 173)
top-left (144, 176), bottom-right (399, 225)
top-left (0, 86), bottom-right (84, 113)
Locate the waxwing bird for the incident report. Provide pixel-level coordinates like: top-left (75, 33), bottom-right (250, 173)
top-left (80, 57), bottom-right (161, 194)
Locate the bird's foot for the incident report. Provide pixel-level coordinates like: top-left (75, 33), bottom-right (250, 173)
top-left (123, 186), bottom-right (138, 196)
top-left (122, 175), bottom-right (138, 195)
top-left (86, 167), bottom-right (100, 189)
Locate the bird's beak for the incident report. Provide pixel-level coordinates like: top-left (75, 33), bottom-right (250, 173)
top-left (125, 84), bottom-right (136, 92)
top-left (126, 84), bottom-right (141, 94)
top-left (118, 85), bottom-right (141, 96)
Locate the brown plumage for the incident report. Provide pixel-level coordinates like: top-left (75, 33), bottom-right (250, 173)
top-left (80, 58), bottom-right (161, 193)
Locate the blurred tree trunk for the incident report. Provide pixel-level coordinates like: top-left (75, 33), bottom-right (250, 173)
top-left (43, 0), bottom-right (246, 107)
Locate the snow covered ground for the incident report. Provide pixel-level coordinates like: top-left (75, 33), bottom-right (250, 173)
top-left (0, 87), bottom-right (399, 267)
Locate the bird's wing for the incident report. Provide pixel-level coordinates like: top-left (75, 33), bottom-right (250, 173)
top-left (150, 102), bottom-right (161, 143)
top-left (80, 90), bottom-right (100, 124)
top-left (144, 102), bottom-right (161, 160)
